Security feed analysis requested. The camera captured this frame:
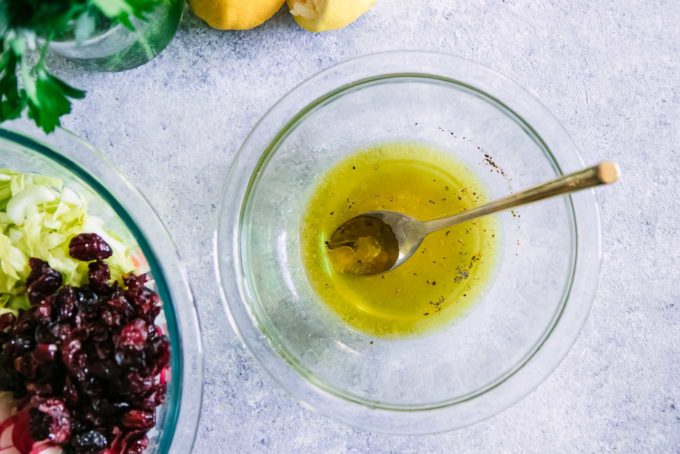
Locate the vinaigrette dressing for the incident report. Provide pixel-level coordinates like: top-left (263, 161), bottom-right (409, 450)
top-left (301, 143), bottom-right (497, 337)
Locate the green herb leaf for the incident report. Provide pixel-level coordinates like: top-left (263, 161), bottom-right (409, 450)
top-left (0, 0), bottom-right (159, 133)
top-left (0, 41), bottom-right (24, 122)
top-left (26, 68), bottom-right (86, 133)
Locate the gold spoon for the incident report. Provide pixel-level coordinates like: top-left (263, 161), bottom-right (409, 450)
top-left (327, 161), bottom-right (620, 276)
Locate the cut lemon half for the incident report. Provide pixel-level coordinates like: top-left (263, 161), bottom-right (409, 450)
top-left (288, 0), bottom-right (376, 32)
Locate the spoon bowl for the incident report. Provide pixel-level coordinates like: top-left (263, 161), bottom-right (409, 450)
top-left (328, 211), bottom-right (425, 276)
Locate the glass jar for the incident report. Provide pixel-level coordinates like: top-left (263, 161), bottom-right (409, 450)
top-left (48, 0), bottom-right (184, 72)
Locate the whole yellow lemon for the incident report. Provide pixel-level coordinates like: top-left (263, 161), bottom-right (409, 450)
top-left (288, 0), bottom-right (376, 32)
top-left (190, 0), bottom-right (286, 30)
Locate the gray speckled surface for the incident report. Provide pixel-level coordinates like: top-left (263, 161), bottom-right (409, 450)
top-left (47, 0), bottom-right (679, 452)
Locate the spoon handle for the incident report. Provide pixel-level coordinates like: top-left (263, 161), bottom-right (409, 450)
top-left (423, 161), bottom-right (620, 234)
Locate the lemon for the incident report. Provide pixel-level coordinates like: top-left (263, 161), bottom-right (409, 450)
top-left (190, 0), bottom-right (286, 30)
top-left (288, 0), bottom-right (376, 32)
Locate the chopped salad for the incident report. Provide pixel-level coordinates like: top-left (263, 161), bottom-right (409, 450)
top-left (0, 170), bottom-right (169, 454)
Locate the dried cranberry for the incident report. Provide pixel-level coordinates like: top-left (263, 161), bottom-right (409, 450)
top-left (82, 409), bottom-right (105, 427)
top-left (123, 273), bottom-right (147, 290)
top-left (26, 259), bottom-right (63, 305)
top-left (112, 401), bottom-right (131, 413)
top-left (69, 419), bottom-right (89, 439)
top-left (32, 343), bottom-right (57, 362)
top-left (107, 292), bottom-right (135, 319)
top-left (125, 434), bottom-right (149, 454)
top-left (141, 384), bottom-right (167, 410)
top-left (30, 408), bottom-right (51, 441)
top-left (14, 309), bottom-right (36, 333)
top-left (35, 298), bottom-right (53, 322)
top-left (101, 309), bottom-right (122, 329)
top-left (127, 287), bottom-right (161, 323)
top-left (117, 319), bottom-right (148, 351)
top-left (147, 336), bottom-right (170, 375)
top-left (61, 337), bottom-right (83, 368)
top-left (125, 372), bottom-right (154, 396)
top-left (35, 323), bottom-right (57, 344)
top-left (49, 322), bottom-right (74, 342)
top-left (0, 313), bottom-right (15, 331)
top-left (69, 233), bottom-right (113, 261)
top-left (122, 409), bottom-right (155, 429)
top-left (93, 341), bottom-right (113, 360)
top-left (30, 397), bottom-right (71, 443)
top-left (80, 376), bottom-right (104, 398)
top-left (91, 398), bottom-right (114, 416)
top-left (64, 377), bottom-right (80, 405)
top-left (88, 359), bottom-right (120, 380)
top-left (90, 324), bottom-right (109, 343)
top-left (26, 382), bottom-right (53, 397)
top-left (75, 288), bottom-right (100, 318)
top-left (9, 335), bottom-right (34, 354)
top-left (88, 261), bottom-right (111, 293)
top-left (56, 286), bottom-right (77, 322)
top-left (71, 429), bottom-right (108, 453)
top-left (14, 354), bottom-right (37, 378)
top-left (114, 349), bottom-right (147, 371)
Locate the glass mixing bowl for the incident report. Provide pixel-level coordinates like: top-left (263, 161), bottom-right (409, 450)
top-left (216, 52), bottom-right (601, 434)
top-left (0, 120), bottom-right (203, 452)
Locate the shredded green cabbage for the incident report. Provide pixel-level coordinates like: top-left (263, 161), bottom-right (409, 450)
top-left (0, 169), bottom-right (135, 313)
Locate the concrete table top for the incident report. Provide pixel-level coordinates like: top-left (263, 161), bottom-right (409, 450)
top-left (51, 0), bottom-right (679, 451)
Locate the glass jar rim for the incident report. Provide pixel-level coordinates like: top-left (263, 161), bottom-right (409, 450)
top-left (48, 12), bottom-right (126, 47)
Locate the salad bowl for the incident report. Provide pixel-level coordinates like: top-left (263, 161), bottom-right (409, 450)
top-left (0, 120), bottom-right (202, 453)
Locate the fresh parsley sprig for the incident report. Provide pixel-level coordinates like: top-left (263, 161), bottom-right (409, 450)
top-left (0, 0), bottom-right (159, 133)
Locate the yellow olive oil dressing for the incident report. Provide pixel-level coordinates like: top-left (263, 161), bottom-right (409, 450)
top-left (300, 143), bottom-right (497, 337)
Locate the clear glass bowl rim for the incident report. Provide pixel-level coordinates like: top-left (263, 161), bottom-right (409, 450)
top-left (0, 121), bottom-right (204, 452)
top-left (215, 51), bottom-right (602, 434)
